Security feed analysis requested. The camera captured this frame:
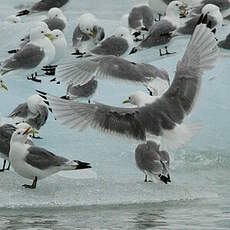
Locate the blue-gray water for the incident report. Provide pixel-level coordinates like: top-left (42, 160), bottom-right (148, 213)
top-left (0, 0), bottom-right (230, 229)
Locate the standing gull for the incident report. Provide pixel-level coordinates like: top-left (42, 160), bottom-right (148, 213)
top-left (8, 95), bottom-right (49, 138)
top-left (86, 27), bottom-right (133, 57)
top-left (43, 7), bottom-right (67, 31)
top-left (39, 15), bottom-right (218, 150)
top-left (129, 1), bottom-right (187, 56)
top-left (61, 77), bottom-right (98, 103)
top-left (72, 13), bottom-right (105, 56)
top-left (191, 0), bottom-right (230, 17)
top-left (135, 141), bottom-right (171, 183)
top-left (1, 26), bottom-right (55, 82)
top-left (9, 127), bottom-right (91, 189)
top-left (17, 0), bottom-right (69, 16)
top-left (178, 4), bottom-right (223, 35)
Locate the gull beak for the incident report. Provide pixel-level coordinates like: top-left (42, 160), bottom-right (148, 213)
top-left (89, 30), bottom-right (96, 38)
top-left (123, 99), bottom-right (130, 104)
top-left (1, 81), bottom-right (8, 91)
top-left (45, 33), bottom-right (54, 41)
top-left (22, 127), bottom-right (32, 136)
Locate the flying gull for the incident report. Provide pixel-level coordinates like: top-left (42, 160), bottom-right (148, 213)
top-left (54, 55), bottom-right (170, 87)
top-left (8, 95), bottom-right (49, 138)
top-left (72, 13), bottom-right (105, 56)
top-left (129, 1), bottom-right (187, 56)
top-left (135, 140), bottom-right (171, 183)
top-left (17, 0), bottom-right (69, 16)
top-left (178, 4), bottom-right (223, 35)
top-left (9, 127), bottom-right (91, 189)
top-left (1, 26), bottom-right (55, 83)
top-left (39, 15), bottom-right (218, 151)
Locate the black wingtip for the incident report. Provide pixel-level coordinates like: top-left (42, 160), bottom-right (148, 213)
top-left (74, 160), bottom-right (92, 169)
top-left (38, 94), bottom-right (47, 100)
top-left (8, 49), bottom-right (18, 54)
top-left (129, 47), bottom-right (137, 55)
top-left (207, 20), bottom-right (212, 29)
top-left (48, 108), bottom-right (53, 113)
top-left (36, 90), bottom-right (47, 95)
top-left (211, 28), bottom-right (216, 34)
top-left (60, 95), bottom-right (70, 100)
top-left (16, 9), bottom-right (30, 16)
top-left (197, 13), bottom-right (204, 25)
top-left (202, 14), bottom-right (208, 24)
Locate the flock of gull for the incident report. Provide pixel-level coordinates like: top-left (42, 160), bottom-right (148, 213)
top-left (0, 0), bottom-right (229, 189)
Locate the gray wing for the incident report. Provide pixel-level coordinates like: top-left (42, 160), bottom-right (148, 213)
top-left (135, 141), bottom-right (162, 175)
top-left (43, 18), bottom-right (66, 31)
top-left (8, 103), bottom-right (29, 118)
top-left (67, 78), bottom-right (98, 98)
top-left (0, 124), bottom-right (16, 158)
top-left (90, 36), bottom-right (128, 56)
top-left (140, 19), bottom-right (176, 48)
top-left (2, 44), bottom-right (45, 74)
top-left (129, 5), bottom-right (154, 29)
top-left (178, 15), bottom-right (217, 35)
top-left (192, 0), bottom-right (230, 14)
top-left (72, 25), bottom-right (90, 47)
top-left (41, 18), bottom-right (218, 141)
top-left (31, 0), bottom-right (69, 12)
top-left (56, 56), bottom-right (158, 86)
top-left (163, 0), bottom-right (174, 5)
top-left (25, 146), bottom-right (68, 170)
top-left (26, 105), bottom-right (49, 130)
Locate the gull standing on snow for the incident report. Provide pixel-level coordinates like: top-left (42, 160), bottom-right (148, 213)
top-left (43, 7), bottom-right (67, 31)
top-left (8, 95), bottom-right (49, 138)
top-left (9, 127), bottom-right (91, 189)
top-left (61, 77), bottom-right (98, 103)
top-left (1, 26), bottom-right (55, 82)
top-left (135, 141), bottom-right (171, 183)
top-left (86, 27), bottom-right (133, 57)
top-left (178, 4), bottom-right (223, 34)
top-left (17, 0), bottom-right (69, 16)
top-left (39, 15), bottom-right (218, 151)
top-left (0, 117), bottom-right (33, 172)
top-left (72, 13), bottom-right (105, 55)
top-left (129, 1), bottom-right (187, 56)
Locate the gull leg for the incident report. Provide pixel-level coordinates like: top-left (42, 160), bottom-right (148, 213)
top-left (144, 174), bottom-right (148, 182)
top-left (6, 162), bottom-right (11, 171)
top-left (0, 160), bottom-right (6, 172)
top-left (27, 73), bottom-right (42, 83)
top-left (23, 176), bottom-right (37, 189)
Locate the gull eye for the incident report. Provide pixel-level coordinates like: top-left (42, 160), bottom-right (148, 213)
top-left (41, 31), bottom-right (44, 34)
top-left (56, 35), bottom-right (59, 37)
top-left (86, 28), bottom-right (89, 31)
top-left (129, 97), bottom-right (131, 100)
top-left (176, 3), bottom-right (178, 6)
top-left (17, 132), bottom-right (21, 135)
top-left (121, 34), bottom-right (123, 36)
top-left (56, 14), bottom-right (58, 17)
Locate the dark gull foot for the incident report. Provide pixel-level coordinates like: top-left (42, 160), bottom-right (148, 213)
top-left (22, 177), bottom-right (37, 189)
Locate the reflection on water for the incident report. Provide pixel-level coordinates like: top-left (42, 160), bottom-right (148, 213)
top-left (133, 210), bottom-right (168, 229)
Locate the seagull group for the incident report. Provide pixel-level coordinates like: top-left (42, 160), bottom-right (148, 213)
top-left (0, 0), bottom-right (229, 189)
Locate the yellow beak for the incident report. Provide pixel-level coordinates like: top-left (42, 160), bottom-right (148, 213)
top-left (90, 30), bottom-right (96, 38)
top-left (123, 99), bottom-right (130, 104)
top-left (1, 82), bottom-right (8, 91)
top-left (23, 127), bottom-right (32, 135)
top-left (45, 33), bottom-right (54, 41)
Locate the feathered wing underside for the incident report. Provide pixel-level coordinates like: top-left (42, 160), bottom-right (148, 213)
top-left (56, 56), bottom-right (155, 86)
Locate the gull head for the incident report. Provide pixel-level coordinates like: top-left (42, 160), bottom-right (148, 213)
top-left (50, 29), bottom-right (66, 42)
top-left (114, 26), bottom-right (133, 45)
top-left (79, 13), bottom-right (97, 38)
top-left (30, 26), bottom-right (51, 41)
top-left (0, 78), bottom-right (8, 91)
top-left (27, 94), bottom-right (47, 114)
top-left (11, 128), bottom-right (32, 144)
top-left (202, 4), bottom-right (223, 26)
top-left (123, 91), bottom-right (153, 107)
top-left (166, 1), bottom-right (188, 19)
top-left (48, 7), bottom-right (64, 19)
